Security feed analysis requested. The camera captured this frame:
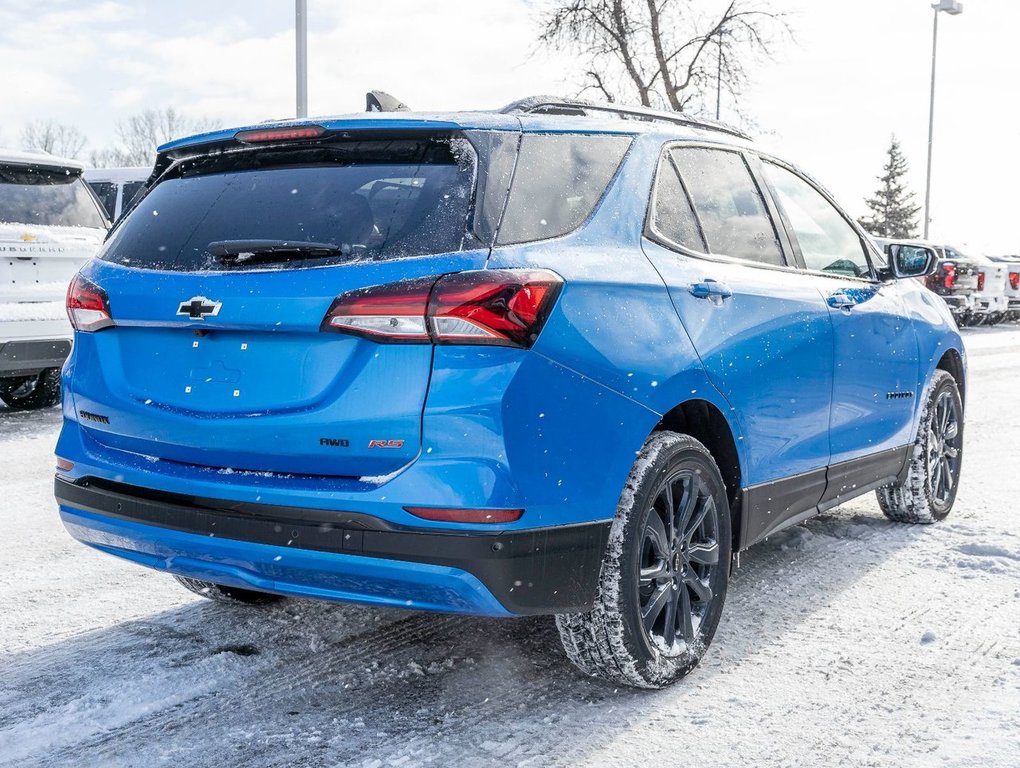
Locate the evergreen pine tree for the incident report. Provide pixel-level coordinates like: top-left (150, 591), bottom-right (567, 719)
top-left (861, 136), bottom-right (921, 238)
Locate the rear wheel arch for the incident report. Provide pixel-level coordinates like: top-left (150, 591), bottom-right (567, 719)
top-left (654, 399), bottom-right (743, 554)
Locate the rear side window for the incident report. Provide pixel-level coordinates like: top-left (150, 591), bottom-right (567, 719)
top-left (88, 181), bottom-right (118, 219)
top-left (0, 166), bottom-right (107, 229)
top-left (650, 152), bottom-right (706, 252)
top-left (99, 138), bottom-right (475, 271)
top-left (762, 161), bottom-right (871, 278)
top-left (496, 133), bottom-right (632, 245)
top-left (669, 148), bottom-right (784, 265)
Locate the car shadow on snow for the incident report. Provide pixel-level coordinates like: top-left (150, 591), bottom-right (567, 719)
top-left (0, 402), bottom-right (62, 439)
top-left (0, 503), bottom-right (929, 767)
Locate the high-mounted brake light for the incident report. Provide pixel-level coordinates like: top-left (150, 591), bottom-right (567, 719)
top-left (942, 262), bottom-right (956, 290)
top-left (1010, 271), bottom-right (1019, 291)
top-left (977, 271), bottom-right (986, 291)
top-left (404, 506), bottom-right (524, 524)
top-left (67, 274), bottom-right (113, 331)
top-left (234, 125), bottom-right (325, 143)
top-left (320, 270), bottom-right (563, 348)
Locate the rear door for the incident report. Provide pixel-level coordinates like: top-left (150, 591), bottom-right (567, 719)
top-left (641, 144), bottom-right (834, 543)
top-left (758, 159), bottom-right (920, 503)
top-left (72, 133), bottom-right (500, 478)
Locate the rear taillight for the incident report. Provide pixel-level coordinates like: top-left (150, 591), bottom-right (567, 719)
top-left (66, 274), bottom-right (113, 331)
top-left (942, 263), bottom-right (956, 290)
top-left (1010, 272), bottom-right (1019, 290)
top-left (321, 270), bottom-right (563, 348)
top-left (977, 271), bottom-right (986, 291)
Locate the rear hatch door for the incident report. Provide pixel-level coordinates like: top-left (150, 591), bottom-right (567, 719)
top-left (71, 131), bottom-right (510, 477)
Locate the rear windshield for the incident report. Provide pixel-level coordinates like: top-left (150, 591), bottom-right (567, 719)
top-left (99, 138), bottom-right (476, 271)
top-left (0, 165), bottom-right (108, 229)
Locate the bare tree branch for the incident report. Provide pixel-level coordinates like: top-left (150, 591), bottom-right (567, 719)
top-left (21, 121), bottom-right (88, 159)
top-left (537, 0), bottom-right (792, 121)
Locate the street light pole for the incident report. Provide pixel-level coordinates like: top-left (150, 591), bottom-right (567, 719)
top-left (923, 0), bottom-right (963, 240)
top-left (296, 0), bottom-right (308, 118)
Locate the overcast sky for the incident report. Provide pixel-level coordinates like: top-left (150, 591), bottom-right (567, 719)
top-left (2, 0), bottom-right (1018, 252)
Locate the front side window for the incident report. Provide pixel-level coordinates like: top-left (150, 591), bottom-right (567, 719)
top-left (763, 162), bottom-right (871, 278)
top-left (668, 147), bottom-right (784, 265)
top-left (0, 166), bottom-right (108, 229)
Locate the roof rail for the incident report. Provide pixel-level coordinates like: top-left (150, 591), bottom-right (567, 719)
top-left (499, 95), bottom-right (752, 141)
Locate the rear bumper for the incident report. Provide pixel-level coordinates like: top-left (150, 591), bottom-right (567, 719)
top-left (55, 475), bottom-right (611, 617)
top-left (0, 338), bottom-right (71, 377)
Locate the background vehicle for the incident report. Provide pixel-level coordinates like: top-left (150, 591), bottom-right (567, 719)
top-left (83, 167), bottom-right (149, 222)
top-left (1, 149), bottom-right (107, 410)
top-left (987, 255), bottom-right (1020, 320)
top-left (53, 100), bottom-right (966, 688)
top-left (916, 242), bottom-right (981, 324)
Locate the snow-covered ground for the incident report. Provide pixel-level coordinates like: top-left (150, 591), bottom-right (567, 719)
top-left (1, 327), bottom-right (1018, 767)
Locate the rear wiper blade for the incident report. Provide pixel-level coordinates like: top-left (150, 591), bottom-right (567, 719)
top-left (208, 239), bottom-right (349, 265)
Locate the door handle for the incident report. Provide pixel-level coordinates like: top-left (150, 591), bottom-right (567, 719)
top-left (689, 280), bottom-right (733, 301)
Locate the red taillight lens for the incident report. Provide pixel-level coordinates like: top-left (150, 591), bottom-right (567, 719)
top-left (942, 263), bottom-right (956, 290)
top-left (319, 278), bottom-right (434, 341)
top-left (977, 271), bottom-right (986, 291)
top-left (1010, 272), bottom-right (1019, 290)
top-left (66, 274), bottom-right (112, 331)
top-left (429, 270), bottom-right (562, 347)
top-left (404, 506), bottom-right (524, 524)
top-left (234, 125), bottom-right (325, 143)
top-left (321, 269), bottom-right (563, 348)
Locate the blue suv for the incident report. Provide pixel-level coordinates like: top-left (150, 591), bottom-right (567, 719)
top-left (55, 98), bottom-right (966, 688)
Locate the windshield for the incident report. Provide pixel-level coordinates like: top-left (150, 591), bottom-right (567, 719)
top-left (99, 138), bottom-right (476, 271)
top-left (0, 165), bottom-right (107, 229)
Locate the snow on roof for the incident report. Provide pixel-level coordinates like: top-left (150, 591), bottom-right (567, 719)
top-left (0, 147), bottom-right (85, 172)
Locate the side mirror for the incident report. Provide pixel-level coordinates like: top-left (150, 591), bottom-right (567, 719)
top-left (883, 242), bottom-right (938, 279)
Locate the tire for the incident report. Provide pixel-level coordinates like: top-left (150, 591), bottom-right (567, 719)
top-left (0, 369), bottom-right (61, 410)
top-left (174, 575), bottom-right (284, 605)
top-left (877, 370), bottom-right (963, 523)
top-left (555, 432), bottom-right (731, 689)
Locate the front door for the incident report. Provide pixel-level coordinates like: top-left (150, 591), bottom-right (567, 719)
top-left (759, 159), bottom-right (920, 505)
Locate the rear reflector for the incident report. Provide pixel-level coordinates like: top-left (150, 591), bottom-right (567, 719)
top-left (977, 271), bottom-right (986, 291)
top-left (405, 506), bottom-right (524, 524)
top-left (235, 125), bottom-right (325, 143)
top-left (320, 269), bottom-right (563, 348)
top-left (67, 274), bottom-right (113, 331)
top-left (1010, 272), bottom-right (1019, 290)
top-left (56, 458), bottom-right (74, 472)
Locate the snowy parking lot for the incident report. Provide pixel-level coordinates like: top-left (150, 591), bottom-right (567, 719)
top-left (1, 328), bottom-right (1018, 767)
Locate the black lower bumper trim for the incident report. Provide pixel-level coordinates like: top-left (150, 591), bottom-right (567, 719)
top-left (0, 339), bottom-right (71, 376)
top-left (55, 476), bottom-right (611, 616)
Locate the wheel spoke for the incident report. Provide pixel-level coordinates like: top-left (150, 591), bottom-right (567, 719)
top-left (939, 397), bottom-right (951, 434)
top-left (678, 585), bottom-right (695, 643)
top-left (640, 561), bottom-right (669, 584)
top-left (645, 509), bottom-right (670, 559)
top-left (688, 540), bottom-right (719, 566)
top-left (944, 419), bottom-right (959, 441)
top-left (662, 481), bottom-right (677, 545)
top-left (931, 457), bottom-right (943, 497)
top-left (642, 584), bottom-right (671, 633)
top-left (683, 495), bottom-right (711, 542)
top-left (942, 456), bottom-right (954, 494)
top-left (684, 573), bottom-right (713, 603)
top-left (945, 445), bottom-right (959, 459)
top-left (661, 592), bottom-right (677, 647)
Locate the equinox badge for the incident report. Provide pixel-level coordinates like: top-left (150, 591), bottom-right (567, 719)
top-left (177, 296), bottom-right (222, 320)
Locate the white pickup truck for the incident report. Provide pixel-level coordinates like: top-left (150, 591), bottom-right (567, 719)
top-left (1, 149), bottom-right (108, 410)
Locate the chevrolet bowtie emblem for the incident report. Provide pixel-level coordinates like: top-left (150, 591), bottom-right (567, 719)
top-left (177, 296), bottom-right (222, 320)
